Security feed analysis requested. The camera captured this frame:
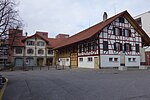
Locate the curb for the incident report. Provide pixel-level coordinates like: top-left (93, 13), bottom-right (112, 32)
top-left (0, 78), bottom-right (8, 100)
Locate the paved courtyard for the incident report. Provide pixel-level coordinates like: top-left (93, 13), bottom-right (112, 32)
top-left (1, 68), bottom-right (150, 100)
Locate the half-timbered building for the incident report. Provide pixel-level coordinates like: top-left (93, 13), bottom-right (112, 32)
top-left (54, 11), bottom-right (150, 68)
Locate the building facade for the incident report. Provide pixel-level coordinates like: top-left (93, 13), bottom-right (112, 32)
top-left (8, 30), bottom-right (68, 67)
top-left (55, 11), bottom-right (150, 68)
top-left (6, 11), bottom-right (150, 68)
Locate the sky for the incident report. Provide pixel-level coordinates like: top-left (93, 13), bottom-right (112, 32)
top-left (18, 0), bottom-right (150, 38)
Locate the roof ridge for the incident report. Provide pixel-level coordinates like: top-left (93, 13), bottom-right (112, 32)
top-left (54, 10), bottom-right (127, 49)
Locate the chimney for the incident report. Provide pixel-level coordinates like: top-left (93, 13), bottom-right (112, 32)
top-left (25, 32), bottom-right (28, 37)
top-left (103, 12), bottom-right (108, 21)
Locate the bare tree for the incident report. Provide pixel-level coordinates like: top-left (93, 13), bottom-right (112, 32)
top-left (0, 0), bottom-right (22, 37)
top-left (0, 0), bottom-right (23, 67)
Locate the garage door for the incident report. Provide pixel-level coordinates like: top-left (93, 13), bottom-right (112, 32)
top-left (15, 58), bottom-right (23, 67)
top-left (26, 58), bottom-right (34, 66)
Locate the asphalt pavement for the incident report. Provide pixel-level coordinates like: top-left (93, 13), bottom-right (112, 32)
top-left (1, 68), bottom-right (150, 100)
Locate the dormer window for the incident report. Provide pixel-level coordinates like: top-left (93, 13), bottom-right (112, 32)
top-left (27, 41), bottom-right (34, 46)
top-left (37, 41), bottom-right (44, 46)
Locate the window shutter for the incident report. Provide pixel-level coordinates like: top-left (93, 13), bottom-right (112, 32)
top-left (129, 30), bottom-right (131, 37)
top-left (103, 41), bottom-right (108, 51)
top-left (129, 44), bottom-right (132, 51)
top-left (113, 27), bottom-right (116, 35)
top-left (124, 43), bottom-right (126, 51)
top-left (136, 44), bottom-right (139, 52)
top-left (114, 43), bottom-right (116, 51)
top-left (123, 29), bottom-right (125, 36)
top-left (119, 28), bottom-right (122, 36)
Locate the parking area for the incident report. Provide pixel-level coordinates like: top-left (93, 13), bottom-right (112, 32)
top-left (1, 68), bottom-right (150, 100)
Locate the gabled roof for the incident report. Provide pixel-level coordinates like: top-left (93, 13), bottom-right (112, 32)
top-left (22, 33), bottom-right (49, 43)
top-left (54, 10), bottom-right (150, 49)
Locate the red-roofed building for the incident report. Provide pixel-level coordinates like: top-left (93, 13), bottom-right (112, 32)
top-left (55, 11), bottom-right (150, 68)
top-left (8, 29), bottom-right (69, 67)
top-left (6, 10), bottom-right (150, 69)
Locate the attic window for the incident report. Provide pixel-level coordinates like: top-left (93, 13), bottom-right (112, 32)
top-left (119, 17), bottom-right (124, 23)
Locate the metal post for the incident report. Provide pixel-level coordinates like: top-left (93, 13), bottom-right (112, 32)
top-left (0, 75), bottom-right (2, 85)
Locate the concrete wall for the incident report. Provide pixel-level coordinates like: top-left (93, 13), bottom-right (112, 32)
top-left (125, 56), bottom-right (140, 67)
top-left (59, 57), bottom-right (70, 66)
top-left (100, 55), bottom-right (120, 67)
top-left (78, 56), bottom-right (99, 68)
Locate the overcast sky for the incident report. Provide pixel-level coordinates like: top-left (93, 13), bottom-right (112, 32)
top-left (18, 0), bottom-right (150, 38)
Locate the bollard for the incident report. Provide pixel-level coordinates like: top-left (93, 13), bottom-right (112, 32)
top-left (0, 75), bottom-right (2, 85)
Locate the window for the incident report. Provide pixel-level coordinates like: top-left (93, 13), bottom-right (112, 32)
top-left (48, 49), bottom-right (53, 54)
top-left (38, 49), bottom-right (44, 54)
top-left (114, 58), bottom-right (118, 62)
top-left (27, 41), bottom-right (34, 46)
top-left (16, 48), bottom-right (22, 54)
top-left (114, 42), bottom-right (122, 51)
top-left (119, 17), bottom-right (125, 23)
top-left (27, 49), bottom-right (34, 54)
top-left (66, 59), bottom-right (69, 62)
top-left (113, 27), bottom-right (122, 36)
top-left (133, 58), bottom-right (136, 62)
top-left (128, 58), bottom-right (136, 62)
top-left (37, 41), bottom-right (44, 46)
top-left (123, 29), bottom-right (131, 37)
top-left (128, 58), bottom-right (131, 62)
top-left (83, 43), bottom-right (87, 52)
top-left (66, 48), bottom-right (68, 53)
top-left (88, 43), bottom-right (91, 52)
top-left (79, 58), bottom-right (83, 62)
top-left (79, 45), bottom-right (82, 53)
top-left (109, 58), bottom-right (113, 62)
top-left (136, 44), bottom-right (139, 52)
top-left (103, 41), bottom-right (108, 51)
top-left (88, 57), bottom-right (92, 62)
top-left (124, 43), bottom-right (131, 52)
top-left (92, 41), bottom-right (97, 51)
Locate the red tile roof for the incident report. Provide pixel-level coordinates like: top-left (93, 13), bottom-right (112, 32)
top-left (54, 10), bottom-right (150, 49)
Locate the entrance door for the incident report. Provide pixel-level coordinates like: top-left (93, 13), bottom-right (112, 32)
top-left (46, 58), bottom-right (53, 66)
top-left (70, 53), bottom-right (78, 68)
top-left (94, 57), bottom-right (99, 69)
top-left (120, 52), bottom-right (125, 66)
top-left (37, 58), bottom-right (43, 66)
top-left (15, 58), bottom-right (23, 67)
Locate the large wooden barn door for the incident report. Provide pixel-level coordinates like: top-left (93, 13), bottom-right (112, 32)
top-left (70, 53), bottom-right (78, 68)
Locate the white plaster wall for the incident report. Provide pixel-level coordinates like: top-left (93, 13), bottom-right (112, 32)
top-left (125, 56), bottom-right (140, 67)
top-left (59, 58), bottom-right (70, 66)
top-left (78, 56), bottom-right (98, 68)
top-left (100, 55), bottom-right (120, 67)
top-left (25, 38), bottom-right (47, 57)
